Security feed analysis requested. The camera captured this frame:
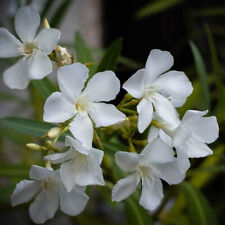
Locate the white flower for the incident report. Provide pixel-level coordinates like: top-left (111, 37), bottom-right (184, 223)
top-left (43, 63), bottom-right (126, 148)
top-left (44, 136), bottom-right (105, 192)
top-left (0, 6), bottom-right (61, 89)
top-left (123, 49), bottom-right (193, 133)
top-left (112, 139), bottom-right (185, 211)
top-left (11, 165), bottom-right (89, 224)
top-left (148, 110), bottom-right (219, 172)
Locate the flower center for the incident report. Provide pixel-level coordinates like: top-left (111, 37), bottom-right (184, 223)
top-left (23, 42), bottom-right (39, 56)
top-left (137, 166), bottom-right (150, 178)
top-left (144, 86), bottom-right (155, 99)
top-left (42, 180), bottom-right (48, 190)
top-left (42, 175), bottom-right (58, 191)
top-left (75, 97), bottom-right (91, 115)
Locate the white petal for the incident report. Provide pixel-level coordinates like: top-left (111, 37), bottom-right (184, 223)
top-left (153, 71), bottom-right (193, 107)
top-left (176, 148), bottom-right (191, 173)
top-left (112, 174), bottom-right (138, 201)
top-left (11, 180), bottom-right (41, 206)
top-left (152, 93), bottom-right (179, 125)
top-left (82, 71), bottom-right (120, 102)
top-left (60, 161), bottom-right (76, 192)
top-left (89, 103), bottom-right (126, 128)
top-left (139, 177), bottom-right (163, 211)
top-left (182, 110), bottom-right (208, 123)
top-left (69, 114), bottom-right (93, 149)
top-left (0, 28), bottom-right (21, 57)
top-left (115, 151), bottom-right (140, 172)
top-left (122, 69), bottom-right (145, 98)
top-left (44, 150), bottom-right (74, 164)
top-left (145, 49), bottom-right (174, 84)
top-left (147, 124), bottom-right (172, 147)
top-left (159, 129), bottom-right (173, 147)
top-left (89, 148), bottom-right (104, 166)
top-left (15, 6), bottom-right (40, 42)
top-left (35, 28), bottom-right (61, 54)
top-left (147, 126), bottom-right (160, 143)
top-left (74, 148), bottom-right (104, 186)
top-left (183, 137), bottom-right (213, 158)
top-left (3, 59), bottom-right (29, 89)
top-left (59, 184), bottom-right (89, 216)
top-left (141, 139), bottom-right (174, 164)
top-left (187, 117), bottom-right (219, 144)
top-left (43, 92), bottom-right (75, 123)
top-left (29, 189), bottom-right (59, 224)
top-left (137, 98), bottom-right (153, 133)
top-left (29, 165), bottom-right (53, 180)
top-left (60, 156), bottom-right (104, 192)
top-left (152, 160), bottom-right (185, 184)
top-left (27, 52), bottom-right (52, 79)
top-left (65, 136), bottom-right (89, 155)
top-left (173, 125), bottom-right (192, 148)
top-left (57, 63), bottom-right (89, 102)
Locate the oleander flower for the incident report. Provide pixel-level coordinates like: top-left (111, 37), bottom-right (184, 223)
top-left (11, 165), bottom-right (89, 224)
top-left (123, 49), bottom-right (193, 133)
top-left (44, 136), bottom-right (105, 192)
top-left (112, 139), bottom-right (185, 211)
top-left (43, 62), bottom-right (126, 148)
top-left (148, 110), bottom-right (219, 172)
top-left (0, 6), bottom-right (61, 89)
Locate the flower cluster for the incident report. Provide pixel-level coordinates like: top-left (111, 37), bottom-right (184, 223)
top-left (0, 6), bottom-right (219, 224)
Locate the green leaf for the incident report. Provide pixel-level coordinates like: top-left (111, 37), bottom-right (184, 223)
top-left (102, 140), bottom-right (128, 156)
top-left (50, 0), bottom-right (73, 28)
top-left (105, 181), bottom-right (152, 225)
top-left (0, 164), bottom-right (29, 178)
top-left (95, 38), bottom-right (123, 73)
top-left (161, 214), bottom-right (190, 225)
top-left (74, 32), bottom-right (93, 63)
top-left (205, 24), bottom-right (225, 121)
top-left (74, 32), bottom-right (96, 76)
top-left (181, 182), bottom-right (218, 225)
top-left (0, 117), bottom-right (54, 137)
top-left (205, 24), bottom-right (223, 89)
top-left (90, 47), bottom-right (143, 70)
top-left (31, 77), bottom-right (56, 101)
top-left (135, 0), bottom-right (185, 19)
top-left (124, 198), bottom-right (146, 225)
top-left (190, 7), bottom-right (225, 18)
top-left (189, 41), bottom-right (210, 111)
top-left (40, 0), bottom-right (54, 19)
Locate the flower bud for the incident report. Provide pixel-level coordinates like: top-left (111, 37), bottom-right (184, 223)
top-left (47, 127), bottom-right (61, 138)
top-left (26, 143), bottom-right (42, 151)
top-left (43, 18), bottom-right (50, 29)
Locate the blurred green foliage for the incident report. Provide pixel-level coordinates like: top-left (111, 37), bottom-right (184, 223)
top-left (0, 0), bottom-right (225, 225)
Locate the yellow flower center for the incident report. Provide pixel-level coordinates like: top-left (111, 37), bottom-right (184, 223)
top-left (137, 166), bottom-right (150, 178)
top-left (23, 42), bottom-right (38, 56)
top-left (75, 97), bottom-right (91, 115)
top-left (144, 86), bottom-right (155, 99)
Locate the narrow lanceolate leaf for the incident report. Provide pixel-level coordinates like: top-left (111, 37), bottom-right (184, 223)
top-left (0, 117), bottom-right (54, 137)
top-left (95, 38), bottom-right (123, 73)
top-left (50, 0), bottom-right (73, 28)
top-left (0, 164), bottom-right (29, 178)
top-left (189, 41), bottom-right (210, 111)
top-left (135, 0), bottom-right (185, 19)
top-left (74, 32), bottom-right (93, 63)
top-left (40, 0), bottom-right (54, 19)
top-left (204, 24), bottom-right (223, 90)
top-left (181, 182), bottom-right (218, 225)
top-left (31, 77), bottom-right (56, 101)
top-left (205, 24), bottom-right (225, 122)
top-left (125, 197), bottom-right (153, 225)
